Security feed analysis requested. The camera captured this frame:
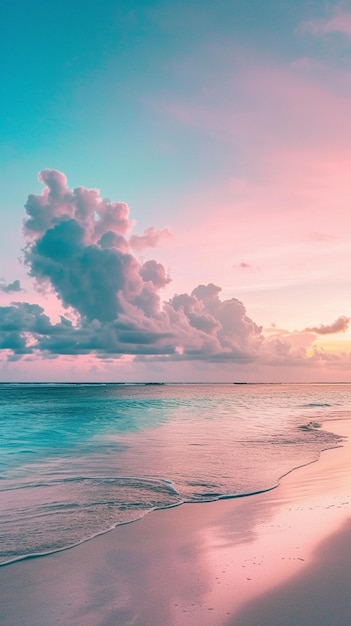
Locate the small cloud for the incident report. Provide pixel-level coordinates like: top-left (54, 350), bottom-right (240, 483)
top-left (240, 262), bottom-right (252, 269)
top-left (290, 57), bottom-right (325, 72)
top-left (0, 279), bottom-right (22, 293)
top-left (130, 227), bottom-right (172, 251)
top-left (301, 7), bottom-right (351, 37)
top-left (304, 316), bottom-right (350, 335)
top-left (308, 232), bottom-right (338, 242)
top-left (234, 261), bottom-right (260, 273)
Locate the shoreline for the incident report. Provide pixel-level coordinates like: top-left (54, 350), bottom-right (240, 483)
top-left (0, 421), bottom-right (343, 570)
top-left (1, 418), bottom-right (351, 625)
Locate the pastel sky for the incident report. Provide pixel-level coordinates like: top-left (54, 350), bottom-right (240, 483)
top-left (1, 0), bottom-right (351, 382)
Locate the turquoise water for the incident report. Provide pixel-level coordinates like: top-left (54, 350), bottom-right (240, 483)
top-left (0, 383), bottom-right (349, 565)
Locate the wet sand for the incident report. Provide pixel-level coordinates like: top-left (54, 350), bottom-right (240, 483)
top-left (1, 419), bottom-right (351, 626)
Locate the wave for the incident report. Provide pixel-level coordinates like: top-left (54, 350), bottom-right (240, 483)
top-left (0, 434), bottom-right (344, 569)
top-left (0, 449), bottom-right (332, 568)
top-left (303, 402), bottom-right (332, 408)
top-left (0, 382), bottom-right (348, 570)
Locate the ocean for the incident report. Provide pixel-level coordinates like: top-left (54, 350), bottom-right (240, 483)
top-left (0, 382), bottom-right (349, 566)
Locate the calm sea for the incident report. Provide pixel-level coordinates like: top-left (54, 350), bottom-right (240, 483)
top-left (0, 383), bottom-right (349, 565)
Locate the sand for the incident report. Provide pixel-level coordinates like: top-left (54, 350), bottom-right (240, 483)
top-left (1, 419), bottom-right (351, 626)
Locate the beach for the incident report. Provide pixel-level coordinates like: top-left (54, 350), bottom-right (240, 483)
top-left (1, 417), bottom-right (351, 625)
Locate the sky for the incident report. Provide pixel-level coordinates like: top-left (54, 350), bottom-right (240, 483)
top-left (1, 0), bottom-right (351, 382)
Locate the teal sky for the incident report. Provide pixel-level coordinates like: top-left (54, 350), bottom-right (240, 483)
top-left (1, 0), bottom-right (337, 194)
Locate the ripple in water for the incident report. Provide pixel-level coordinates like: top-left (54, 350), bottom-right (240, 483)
top-left (0, 383), bottom-right (348, 565)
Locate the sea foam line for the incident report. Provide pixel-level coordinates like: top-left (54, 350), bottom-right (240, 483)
top-left (0, 422), bottom-right (346, 568)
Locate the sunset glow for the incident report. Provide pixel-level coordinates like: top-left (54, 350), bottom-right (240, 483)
top-left (1, 0), bottom-right (351, 381)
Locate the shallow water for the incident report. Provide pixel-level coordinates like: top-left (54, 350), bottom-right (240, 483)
top-left (0, 383), bottom-right (349, 564)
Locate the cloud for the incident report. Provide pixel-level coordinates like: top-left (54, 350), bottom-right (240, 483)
top-left (139, 260), bottom-right (171, 288)
top-left (1, 170), bottom-right (262, 362)
top-left (130, 226), bottom-right (172, 251)
top-left (239, 262), bottom-right (252, 269)
top-left (308, 232), bottom-right (338, 242)
top-left (232, 262), bottom-right (255, 272)
top-left (304, 316), bottom-right (350, 335)
top-left (0, 279), bottom-right (22, 293)
top-left (0, 169), bottom-right (347, 374)
top-left (301, 7), bottom-right (351, 37)
top-left (168, 283), bottom-right (263, 359)
top-left (0, 302), bottom-right (55, 355)
top-left (24, 170), bottom-right (156, 323)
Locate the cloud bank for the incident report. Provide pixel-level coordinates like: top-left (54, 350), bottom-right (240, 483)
top-left (0, 170), bottom-right (348, 372)
top-left (0, 170), bottom-right (264, 362)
